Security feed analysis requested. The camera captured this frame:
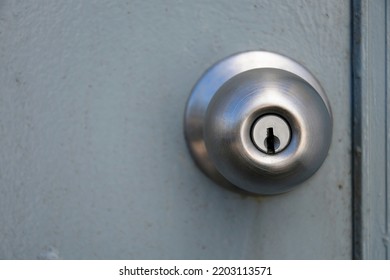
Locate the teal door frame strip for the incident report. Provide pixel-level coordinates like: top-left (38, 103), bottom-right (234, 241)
top-left (352, 0), bottom-right (389, 259)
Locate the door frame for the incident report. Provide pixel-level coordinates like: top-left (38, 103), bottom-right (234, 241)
top-left (352, 0), bottom-right (389, 259)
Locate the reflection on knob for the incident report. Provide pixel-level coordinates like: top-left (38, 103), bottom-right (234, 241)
top-left (184, 51), bottom-right (332, 195)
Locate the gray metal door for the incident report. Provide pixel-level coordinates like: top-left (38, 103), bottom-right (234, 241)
top-left (0, 0), bottom-right (387, 259)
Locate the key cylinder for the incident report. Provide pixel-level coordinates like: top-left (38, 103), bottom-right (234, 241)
top-left (251, 114), bottom-right (291, 154)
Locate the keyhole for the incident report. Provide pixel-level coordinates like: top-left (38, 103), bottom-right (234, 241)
top-left (264, 127), bottom-right (280, 154)
top-left (251, 114), bottom-right (290, 154)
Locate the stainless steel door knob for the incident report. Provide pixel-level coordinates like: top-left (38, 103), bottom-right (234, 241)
top-left (184, 51), bottom-right (332, 195)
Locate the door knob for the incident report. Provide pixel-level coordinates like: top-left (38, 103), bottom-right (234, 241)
top-left (184, 51), bottom-right (332, 195)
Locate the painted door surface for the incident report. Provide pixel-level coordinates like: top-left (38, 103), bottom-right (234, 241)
top-left (0, 1), bottom-right (352, 259)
